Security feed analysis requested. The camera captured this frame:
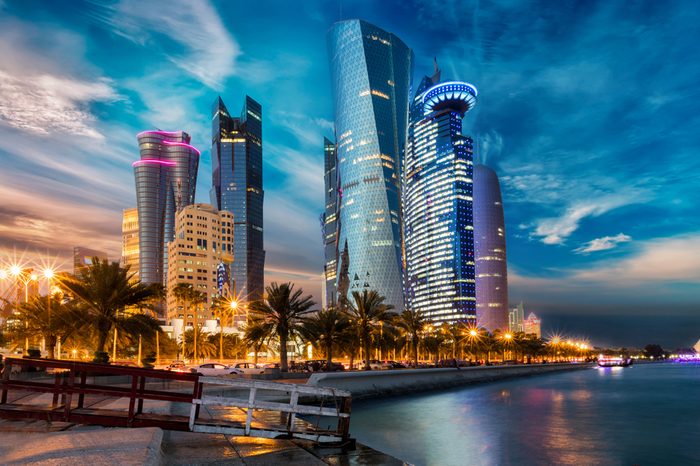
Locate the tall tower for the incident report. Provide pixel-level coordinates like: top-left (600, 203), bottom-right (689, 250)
top-left (133, 130), bottom-right (199, 286)
top-left (321, 137), bottom-right (338, 307)
top-left (327, 19), bottom-right (413, 310)
top-left (210, 96), bottom-right (265, 302)
top-left (404, 80), bottom-right (478, 324)
top-left (474, 164), bottom-right (509, 330)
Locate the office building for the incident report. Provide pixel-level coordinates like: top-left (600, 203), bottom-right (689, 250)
top-left (474, 164), bottom-right (509, 330)
top-left (523, 312), bottom-right (542, 337)
top-left (166, 204), bottom-right (234, 327)
top-left (73, 247), bottom-right (108, 275)
top-left (327, 19), bottom-right (412, 310)
top-left (210, 96), bottom-right (265, 302)
top-left (133, 130), bottom-right (199, 287)
top-left (404, 75), bottom-right (478, 324)
top-left (509, 302), bottom-right (525, 333)
top-left (321, 138), bottom-right (338, 307)
top-left (121, 208), bottom-right (140, 281)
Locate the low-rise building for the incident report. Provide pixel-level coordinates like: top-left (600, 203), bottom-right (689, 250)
top-left (523, 312), bottom-right (542, 337)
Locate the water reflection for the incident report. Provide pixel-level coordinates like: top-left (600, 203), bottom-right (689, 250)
top-left (350, 365), bottom-right (700, 466)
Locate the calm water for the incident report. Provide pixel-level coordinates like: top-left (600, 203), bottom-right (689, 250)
top-left (350, 364), bottom-right (700, 466)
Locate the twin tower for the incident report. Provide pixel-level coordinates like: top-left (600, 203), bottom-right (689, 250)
top-left (322, 20), bottom-right (508, 330)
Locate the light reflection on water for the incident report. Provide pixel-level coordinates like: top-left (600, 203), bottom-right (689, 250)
top-left (350, 364), bottom-right (700, 466)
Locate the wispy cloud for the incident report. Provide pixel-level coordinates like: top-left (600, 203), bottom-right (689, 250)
top-left (530, 194), bottom-right (640, 245)
top-left (90, 0), bottom-right (239, 89)
top-left (575, 233), bottom-right (631, 254)
top-left (0, 70), bottom-right (118, 139)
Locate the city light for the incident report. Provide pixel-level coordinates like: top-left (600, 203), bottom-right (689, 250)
top-left (43, 268), bottom-right (55, 280)
top-left (230, 300), bottom-right (238, 310)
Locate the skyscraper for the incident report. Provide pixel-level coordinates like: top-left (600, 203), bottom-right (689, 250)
top-left (474, 164), bottom-right (509, 330)
top-left (133, 130), bottom-right (199, 286)
top-left (327, 19), bottom-right (412, 310)
top-left (321, 137), bottom-right (338, 307)
top-left (404, 78), bottom-right (478, 324)
top-left (121, 207), bottom-right (139, 281)
top-left (210, 96), bottom-right (265, 302)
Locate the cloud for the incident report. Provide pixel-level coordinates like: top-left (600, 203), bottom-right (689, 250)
top-left (0, 70), bottom-right (118, 139)
top-left (531, 194), bottom-right (638, 245)
top-left (91, 0), bottom-right (239, 89)
top-left (574, 233), bottom-right (631, 254)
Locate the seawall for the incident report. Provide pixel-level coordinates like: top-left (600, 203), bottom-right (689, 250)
top-left (307, 363), bottom-right (592, 399)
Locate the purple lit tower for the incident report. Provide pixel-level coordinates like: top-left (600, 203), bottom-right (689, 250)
top-left (133, 131), bottom-right (199, 286)
top-left (474, 164), bottom-right (509, 331)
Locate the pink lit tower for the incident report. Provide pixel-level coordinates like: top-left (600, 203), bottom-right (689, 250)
top-left (133, 131), bottom-right (199, 286)
top-left (474, 164), bottom-right (509, 331)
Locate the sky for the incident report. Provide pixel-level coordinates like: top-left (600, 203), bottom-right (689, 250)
top-left (0, 0), bottom-right (699, 348)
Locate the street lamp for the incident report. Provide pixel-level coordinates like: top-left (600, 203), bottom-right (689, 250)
top-left (42, 268), bottom-right (55, 358)
top-left (503, 332), bottom-right (513, 363)
top-left (219, 299), bottom-right (239, 363)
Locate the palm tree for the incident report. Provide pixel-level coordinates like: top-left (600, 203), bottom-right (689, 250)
top-left (17, 295), bottom-right (88, 359)
top-left (394, 309), bottom-right (429, 367)
top-left (441, 321), bottom-right (466, 359)
top-left (180, 328), bottom-right (217, 359)
top-left (244, 316), bottom-right (273, 365)
top-left (58, 258), bottom-right (158, 360)
top-left (343, 290), bottom-right (394, 370)
top-left (300, 308), bottom-right (351, 369)
top-left (248, 282), bottom-right (315, 372)
top-left (172, 283), bottom-right (206, 362)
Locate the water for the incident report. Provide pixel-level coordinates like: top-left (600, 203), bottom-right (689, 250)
top-left (350, 364), bottom-right (700, 466)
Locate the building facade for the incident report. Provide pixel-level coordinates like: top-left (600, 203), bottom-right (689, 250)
top-left (210, 96), bottom-right (265, 302)
top-left (321, 137), bottom-right (338, 307)
top-left (327, 19), bottom-right (412, 310)
top-left (404, 79), bottom-right (478, 324)
top-left (121, 208), bottom-right (140, 280)
top-left (523, 312), bottom-right (541, 337)
top-left (73, 247), bottom-right (108, 275)
top-left (474, 164), bottom-right (509, 331)
top-left (166, 204), bottom-right (234, 327)
top-left (509, 302), bottom-right (525, 333)
top-left (133, 130), bottom-right (199, 287)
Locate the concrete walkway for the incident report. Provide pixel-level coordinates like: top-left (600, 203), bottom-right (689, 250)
top-left (0, 427), bottom-right (163, 466)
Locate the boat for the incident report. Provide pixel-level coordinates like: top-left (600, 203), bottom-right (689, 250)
top-left (597, 355), bottom-right (633, 367)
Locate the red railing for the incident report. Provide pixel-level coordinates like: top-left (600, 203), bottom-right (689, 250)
top-left (0, 357), bottom-right (200, 430)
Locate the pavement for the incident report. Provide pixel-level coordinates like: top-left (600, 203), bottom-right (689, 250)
top-left (0, 427), bottom-right (163, 466)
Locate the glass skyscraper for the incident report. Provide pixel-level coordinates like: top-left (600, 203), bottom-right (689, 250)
top-left (321, 137), bottom-right (338, 307)
top-left (474, 164), bottom-right (509, 330)
top-left (327, 19), bottom-right (412, 310)
top-left (404, 79), bottom-right (478, 324)
top-left (133, 130), bottom-right (199, 286)
top-left (210, 96), bottom-right (265, 301)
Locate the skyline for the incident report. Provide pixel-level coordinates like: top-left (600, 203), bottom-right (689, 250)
top-left (0, 0), bottom-right (699, 347)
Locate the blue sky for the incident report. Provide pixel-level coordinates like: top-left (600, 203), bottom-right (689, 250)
top-left (1, 0), bottom-right (698, 347)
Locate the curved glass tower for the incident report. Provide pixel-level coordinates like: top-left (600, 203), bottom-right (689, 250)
top-left (404, 81), bottom-right (477, 324)
top-left (133, 130), bottom-right (199, 285)
top-left (474, 164), bottom-right (509, 330)
top-left (327, 19), bottom-right (412, 310)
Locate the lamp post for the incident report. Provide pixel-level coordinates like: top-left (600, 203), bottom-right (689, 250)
top-left (503, 332), bottom-right (513, 363)
top-left (43, 268), bottom-right (55, 358)
top-left (11, 267), bottom-right (37, 353)
top-left (220, 299), bottom-right (238, 363)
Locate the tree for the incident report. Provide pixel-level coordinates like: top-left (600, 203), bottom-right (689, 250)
top-left (244, 316), bottom-right (273, 365)
top-left (180, 328), bottom-right (217, 359)
top-left (248, 282), bottom-right (316, 372)
top-left (172, 284), bottom-right (206, 362)
top-left (643, 344), bottom-right (665, 360)
top-left (300, 307), bottom-right (351, 369)
top-left (17, 295), bottom-right (88, 359)
top-left (394, 309), bottom-right (429, 367)
top-left (343, 290), bottom-right (394, 370)
top-left (58, 258), bottom-right (158, 359)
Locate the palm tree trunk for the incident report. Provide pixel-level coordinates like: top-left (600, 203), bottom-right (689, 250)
top-left (326, 342), bottom-right (332, 370)
top-left (47, 335), bottom-right (57, 359)
top-left (363, 331), bottom-right (371, 370)
top-left (279, 332), bottom-right (288, 372)
top-left (96, 319), bottom-right (111, 353)
top-left (412, 338), bottom-right (418, 367)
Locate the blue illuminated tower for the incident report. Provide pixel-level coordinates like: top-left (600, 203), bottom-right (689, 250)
top-left (327, 20), bottom-right (413, 310)
top-left (404, 78), bottom-right (478, 324)
top-left (210, 96), bottom-right (265, 301)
